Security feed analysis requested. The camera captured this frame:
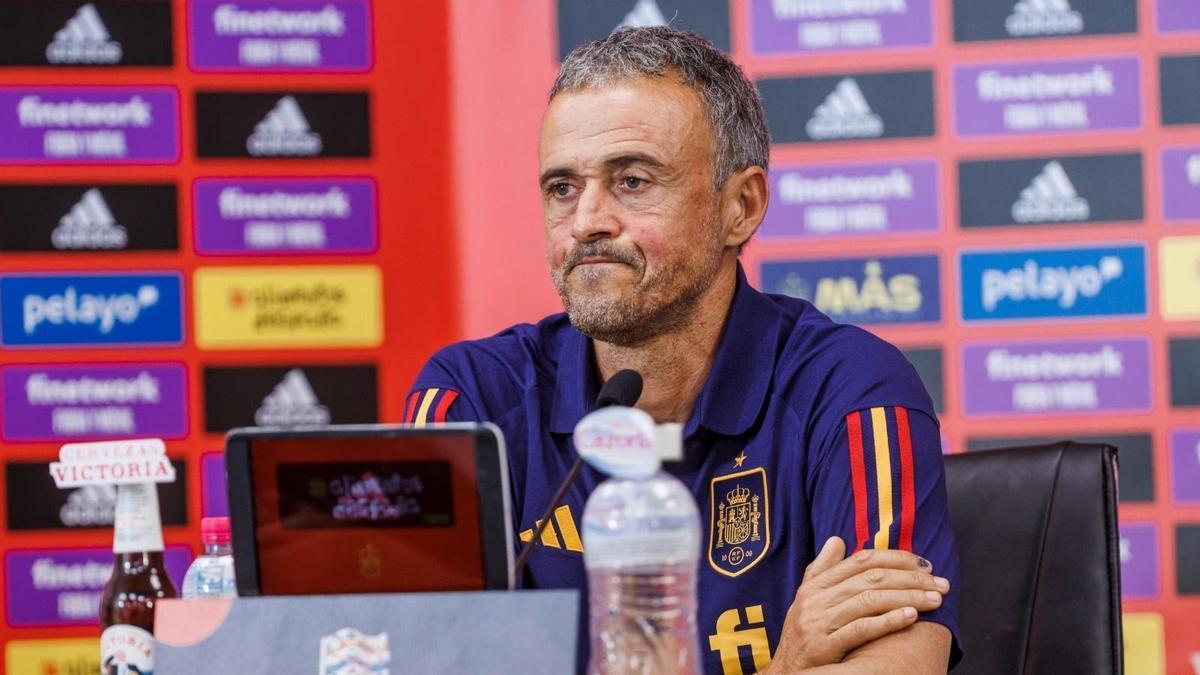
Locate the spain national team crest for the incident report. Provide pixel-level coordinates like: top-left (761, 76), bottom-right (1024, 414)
top-left (709, 467), bottom-right (770, 577)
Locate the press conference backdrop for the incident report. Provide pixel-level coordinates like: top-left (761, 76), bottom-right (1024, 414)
top-left (0, 1), bottom-right (1195, 673)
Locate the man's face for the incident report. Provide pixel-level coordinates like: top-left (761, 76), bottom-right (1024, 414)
top-left (538, 75), bottom-right (728, 345)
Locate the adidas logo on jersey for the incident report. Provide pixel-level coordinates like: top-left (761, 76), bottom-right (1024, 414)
top-left (246, 96), bottom-right (323, 157)
top-left (519, 505), bottom-right (584, 554)
top-left (46, 3), bottom-right (123, 65)
top-left (51, 188), bottom-right (128, 250)
top-left (1011, 161), bottom-right (1090, 223)
top-left (255, 368), bottom-right (331, 426)
top-left (805, 78), bottom-right (884, 140)
top-left (1005, 0), bottom-right (1084, 37)
top-left (615, 0), bottom-right (668, 30)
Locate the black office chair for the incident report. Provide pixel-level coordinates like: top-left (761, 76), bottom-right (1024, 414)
top-left (944, 441), bottom-right (1123, 674)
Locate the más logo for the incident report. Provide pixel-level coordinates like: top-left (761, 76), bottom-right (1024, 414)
top-left (0, 1), bottom-right (172, 67)
top-left (0, 183), bottom-right (178, 253)
top-left (959, 244), bottom-right (1147, 321)
top-left (0, 273), bottom-right (183, 347)
top-left (193, 177), bottom-right (376, 255)
top-left (556, 0), bottom-right (731, 60)
top-left (190, 0), bottom-right (371, 71)
top-left (1161, 55), bottom-right (1200, 126)
top-left (759, 70), bottom-right (934, 143)
top-left (202, 364), bottom-right (378, 432)
top-left (5, 460), bottom-right (187, 531)
top-left (953, 0), bottom-right (1135, 42)
top-left (0, 87), bottom-right (179, 163)
top-left (749, 0), bottom-right (932, 54)
top-left (1, 363), bottom-right (187, 442)
top-left (763, 159), bottom-right (939, 237)
top-left (959, 153), bottom-right (1143, 228)
top-left (1162, 147), bottom-right (1200, 222)
top-left (760, 254), bottom-right (940, 324)
top-left (195, 91), bottom-right (369, 158)
top-left (953, 56), bottom-right (1140, 137)
top-left (961, 336), bottom-right (1151, 416)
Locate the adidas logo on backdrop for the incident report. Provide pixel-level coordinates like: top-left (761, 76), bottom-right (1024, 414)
top-left (46, 3), bottom-right (123, 65)
top-left (1005, 0), bottom-right (1084, 37)
top-left (255, 368), bottom-right (331, 426)
top-left (51, 188), bottom-right (128, 250)
top-left (1011, 161), bottom-right (1090, 223)
top-left (805, 78), bottom-right (884, 140)
top-left (615, 0), bottom-right (668, 30)
top-left (246, 96), bottom-right (323, 157)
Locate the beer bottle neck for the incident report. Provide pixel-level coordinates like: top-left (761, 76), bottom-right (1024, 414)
top-left (112, 483), bottom-right (165, 554)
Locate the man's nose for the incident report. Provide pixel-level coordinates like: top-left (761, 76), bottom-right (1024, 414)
top-left (570, 183), bottom-right (620, 242)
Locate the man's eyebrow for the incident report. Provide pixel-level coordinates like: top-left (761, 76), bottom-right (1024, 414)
top-left (538, 153), bottom-right (667, 185)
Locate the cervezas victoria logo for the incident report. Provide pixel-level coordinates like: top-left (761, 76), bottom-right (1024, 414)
top-left (806, 78), bottom-right (883, 140)
top-left (46, 3), bottom-right (122, 65)
top-left (227, 280), bottom-right (345, 331)
top-left (1012, 161), bottom-right (1089, 223)
top-left (53, 188), bottom-right (127, 250)
top-left (246, 95), bottom-right (322, 157)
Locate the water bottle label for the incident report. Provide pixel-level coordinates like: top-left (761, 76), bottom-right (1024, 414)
top-left (100, 624), bottom-right (155, 673)
top-left (584, 527), bottom-right (699, 569)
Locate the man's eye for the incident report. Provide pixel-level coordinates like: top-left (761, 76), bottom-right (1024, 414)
top-left (550, 182), bottom-right (572, 197)
top-left (622, 176), bottom-right (646, 190)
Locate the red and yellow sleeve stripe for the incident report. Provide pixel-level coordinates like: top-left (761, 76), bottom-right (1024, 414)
top-left (846, 406), bottom-right (917, 552)
top-left (404, 388), bottom-right (460, 427)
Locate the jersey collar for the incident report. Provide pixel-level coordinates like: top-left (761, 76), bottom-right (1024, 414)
top-left (548, 262), bottom-right (780, 438)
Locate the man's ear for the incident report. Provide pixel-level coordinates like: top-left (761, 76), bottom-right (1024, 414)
top-left (720, 165), bottom-right (769, 249)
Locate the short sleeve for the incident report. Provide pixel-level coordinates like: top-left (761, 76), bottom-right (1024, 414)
top-left (404, 356), bottom-right (481, 425)
top-left (809, 406), bottom-right (962, 668)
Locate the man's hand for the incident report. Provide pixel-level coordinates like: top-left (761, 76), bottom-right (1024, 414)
top-left (764, 537), bottom-right (950, 673)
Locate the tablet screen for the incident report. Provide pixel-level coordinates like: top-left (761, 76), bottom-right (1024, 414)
top-left (248, 436), bottom-right (484, 595)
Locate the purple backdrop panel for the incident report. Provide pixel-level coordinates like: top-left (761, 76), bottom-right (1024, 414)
top-left (202, 452), bottom-right (229, 518)
top-left (1162, 147), bottom-right (1200, 222)
top-left (189, 0), bottom-right (372, 71)
top-left (748, 0), bottom-right (932, 54)
top-left (1119, 523), bottom-right (1159, 599)
top-left (961, 336), bottom-right (1151, 416)
top-left (1158, 0), bottom-right (1200, 33)
top-left (1170, 428), bottom-right (1200, 504)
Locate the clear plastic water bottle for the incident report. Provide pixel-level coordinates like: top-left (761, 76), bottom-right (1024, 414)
top-left (581, 472), bottom-right (701, 674)
top-left (181, 517), bottom-right (237, 599)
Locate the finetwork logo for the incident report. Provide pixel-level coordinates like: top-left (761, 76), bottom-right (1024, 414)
top-left (1011, 161), bottom-right (1089, 223)
top-left (46, 3), bottom-right (122, 65)
top-left (1189, 154), bottom-right (1200, 185)
top-left (1005, 0), bottom-right (1082, 37)
top-left (52, 188), bottom-right (127, 250)
top-left (616, 0), bottom-right (667, 29)
top-left (806, 78), bottom-right (883, 140)
top-left (255, 368), bottom-right (331, 426)
top-left (246, 95), bottom-right (322, 157)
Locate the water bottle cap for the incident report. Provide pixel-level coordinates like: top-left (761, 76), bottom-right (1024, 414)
top-left (200, 516), bottom-right (231, 545)
top-left (574, 406), bottom-right (661, 479)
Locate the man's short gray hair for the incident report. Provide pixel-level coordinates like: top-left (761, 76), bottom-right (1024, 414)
top-left (551, 26), bottom-right (770, 188)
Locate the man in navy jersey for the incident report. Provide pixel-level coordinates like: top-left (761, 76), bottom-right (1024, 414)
top-left (407, 26), bottom-right (960, 674)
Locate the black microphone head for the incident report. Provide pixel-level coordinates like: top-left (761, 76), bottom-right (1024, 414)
top-left (596, 369), bottom-right (643, 408)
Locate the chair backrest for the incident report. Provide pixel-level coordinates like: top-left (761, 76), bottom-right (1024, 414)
top-left (943, 441), bottom-right (1123, 674)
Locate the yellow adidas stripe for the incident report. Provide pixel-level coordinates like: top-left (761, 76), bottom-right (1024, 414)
top-left (414, 388), bottom-right (439, 428)
top-left (871, 406), bottom-right (894, 550)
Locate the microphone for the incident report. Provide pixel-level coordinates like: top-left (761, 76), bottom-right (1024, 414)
top-left (512, 369), bottom-right (643, 582)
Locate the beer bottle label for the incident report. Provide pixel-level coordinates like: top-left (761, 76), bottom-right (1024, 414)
top-left (113, 483), bottom-right (165, 554)
top-left (100, 624), bottom-right (155, 674)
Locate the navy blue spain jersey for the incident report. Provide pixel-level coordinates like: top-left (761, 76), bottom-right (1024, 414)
top-left (407, 265), bottom-right (961, 674)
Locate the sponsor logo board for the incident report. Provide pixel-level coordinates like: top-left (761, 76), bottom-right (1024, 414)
top-left (953, 56), bottom-right (1140, 137)
top-left (1161, 55), bottom-right (1200, 126)
top-left (901, 347), bottom-right (944, 412)
top-left (968, 432), bottom-right (1154, 502)
top-left (759, 70), bottom-right (934, 143)
top-left (0, 272), bottom-right (183, 348)
top-left (1178, 525), bottom-right (1200, 594)
top-left (760, 254), bottom-right (940, 324)
top-left (5, 546), bottom-right (189, 626)
top-left (0, 183), bottom-right (177, 252)
top-left (6, 638), bottom-right (100, 675)
top-left (1158, 0), bottom-right (1200, 32)
top-left (1120, 523), bottom-right (1160, 599)
top-left (1, 363), bottom-right (186, 442)
top-left (0, 1), bottom-right (173, 66)
top-left (194, 177), bottom-right (376, 255)
top-left (195, 91), bottom-right (369, 158)
top-left (958, 153), bottom-right (1143, 227)
top-left (1122, 614), bottom-right (1166, 675)
top-left (0, 87), bottom-right (178, 163)
top-left (961, 336), bottom-right (1151, 416)
top-left (1162, 147), bottom-right (1200, 222)
top-left (1170, 338), bottom-right (1200, 407)
top-left (556, 0), bottom-right (731, 59)
top-left (189, 0), bottom-right (371, 71)
top-left (748, 0), bottom-right (932, 54)
top-left (762, 159), bottom-right (938, 237)
top-left (953, 0), bottom-right (1137, 42)
top-left (202, 364), bottom-right (378, 432)
top-left (1160, 237), bottom-right (1200, 319)
top-left (194, 266), bottom-right (381, 348)
top-left (959, 244), bottom-right (1146, 321)
top-left (5, 460), bottom-right (187, 530)
top-left (1170, 428), bottom-right (1200, 504)
top-left (202, 452), bottom-right (228, 517)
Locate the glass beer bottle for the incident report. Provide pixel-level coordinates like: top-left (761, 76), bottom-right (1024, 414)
top-left (99, 482), bottom-right (177, 674)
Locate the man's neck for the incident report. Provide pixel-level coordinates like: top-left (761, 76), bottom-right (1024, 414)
top-left (593, 260), bottom-right (738, 424)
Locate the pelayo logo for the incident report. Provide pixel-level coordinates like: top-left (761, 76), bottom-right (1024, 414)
top-left (761, 254), bottom-right (940, 324)
top-left (0, 273), bottom-right (183, 347)
top-left (960, 244), bottom-right (1146, 321)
